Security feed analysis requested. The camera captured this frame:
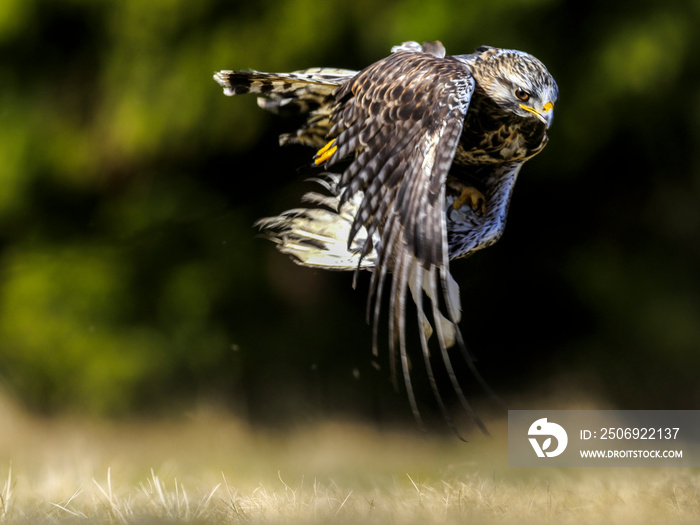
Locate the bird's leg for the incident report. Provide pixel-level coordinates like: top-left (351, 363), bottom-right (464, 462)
top-left (451, 183), bottom-right (487, 215)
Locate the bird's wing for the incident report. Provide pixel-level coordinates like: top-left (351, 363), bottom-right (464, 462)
top-left (213, 68), bottom-right (357, 148)
top-left (316, 44), bottom-right (487, 434)
top-left (213, 68), bottom-right (355, 113)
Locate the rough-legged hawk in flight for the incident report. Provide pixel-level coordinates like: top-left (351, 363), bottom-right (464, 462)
top-left (214, 41), bottom-right (558, 434)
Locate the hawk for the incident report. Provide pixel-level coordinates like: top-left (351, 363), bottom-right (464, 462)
top-left (214, 41), bottom-right (558, 434)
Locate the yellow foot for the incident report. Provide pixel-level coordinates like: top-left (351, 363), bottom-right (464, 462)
top-left (314, 139), bottom-right (337, 165)
top-left (452, 185), bottom-right (486, 215)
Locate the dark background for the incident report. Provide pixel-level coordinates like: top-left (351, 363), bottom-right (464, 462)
top-left (0, 0), bottom-right (698, 428)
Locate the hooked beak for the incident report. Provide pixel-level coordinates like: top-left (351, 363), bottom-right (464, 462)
top-left (519, 101), bottom-right (554, 128)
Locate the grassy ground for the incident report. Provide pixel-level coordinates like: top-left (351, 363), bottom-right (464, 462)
top-left (0, 393), bottom-right (698, 524)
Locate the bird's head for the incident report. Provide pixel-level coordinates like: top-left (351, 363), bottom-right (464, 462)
top-left (471, 46), bottom-right (558, 128)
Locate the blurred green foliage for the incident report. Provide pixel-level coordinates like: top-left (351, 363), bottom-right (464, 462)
top-left (0, 0), bottom-right (699, 419)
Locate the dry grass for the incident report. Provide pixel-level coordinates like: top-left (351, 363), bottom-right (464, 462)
top-left (0, 394), bottom-right (698, 524)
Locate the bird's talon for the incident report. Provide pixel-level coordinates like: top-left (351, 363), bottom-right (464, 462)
top-left (452, 185), bottom-right (487, 215)
top-left (314, 139), bottom-right (337, 165)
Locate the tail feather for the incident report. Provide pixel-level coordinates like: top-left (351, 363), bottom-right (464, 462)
top-left (257, 174), bottom-right (462, 353)
top-left (255, 174), bottom-right (376, 271)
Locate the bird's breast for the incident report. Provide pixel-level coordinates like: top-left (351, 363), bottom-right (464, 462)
top-left (455, 119), bottom-right (547, 165)
top-left (455, 97), bottom-right (548, 165)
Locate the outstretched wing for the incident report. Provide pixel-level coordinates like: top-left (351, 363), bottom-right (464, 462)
top-left (213, 68), bottom-right (356, 148)
top-left (315, 43), bottom-right (485, 433)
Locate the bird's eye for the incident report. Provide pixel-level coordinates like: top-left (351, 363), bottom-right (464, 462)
top-left (514, 87), bottom-right (530, 101)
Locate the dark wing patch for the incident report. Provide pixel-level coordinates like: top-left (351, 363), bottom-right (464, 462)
top-left (317, 49), bottom-right (484, 433)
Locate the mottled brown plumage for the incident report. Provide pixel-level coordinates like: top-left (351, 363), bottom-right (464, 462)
top-left (214, 41), bottom-right (558, 435)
